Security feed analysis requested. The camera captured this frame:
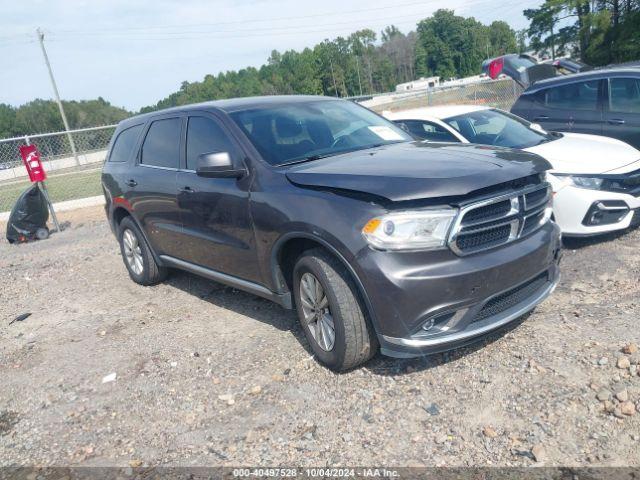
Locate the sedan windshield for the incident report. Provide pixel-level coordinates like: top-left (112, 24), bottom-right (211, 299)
top-left (444, 109), bottom-right (554, 149)
top-left (229, 100), bottom-right (412, 166)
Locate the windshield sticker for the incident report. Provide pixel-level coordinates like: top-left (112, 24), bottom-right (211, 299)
top-left (368, 126), bottom-right (405, 141)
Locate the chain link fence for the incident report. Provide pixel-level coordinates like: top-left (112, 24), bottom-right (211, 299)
top-left (0, 125), bottom-right (115, 213)
top-left (361, 78), bottom-right (523, 113)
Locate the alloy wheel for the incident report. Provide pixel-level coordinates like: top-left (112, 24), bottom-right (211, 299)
top-left (299, 272), bottom-right (335, 351)
top-left (122, 229), bottom-right (144, 275)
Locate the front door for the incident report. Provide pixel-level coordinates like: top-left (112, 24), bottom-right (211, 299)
top-left (128, 116), bottom-right (183, 257)
top-left (176, 113), bottom-right (261, 283)
top-left (604, 77), bottom-right (640, 149)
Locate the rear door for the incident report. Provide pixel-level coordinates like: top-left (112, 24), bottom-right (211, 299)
top-left (175, 113), bottom-right (260, 283)
top-left (530, 79), bottom-right (604, 134)
top-left (129, 115), bottom-right (184, 257)
top-left (604, 76), bottom-right (640, 149)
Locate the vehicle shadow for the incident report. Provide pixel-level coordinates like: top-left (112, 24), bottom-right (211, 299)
top-left (165, 268), bottom-right (309, 344)
top-left (165, 269), bottom-right (533, 376)
top-left (562, 225), bottom-right (639, 250)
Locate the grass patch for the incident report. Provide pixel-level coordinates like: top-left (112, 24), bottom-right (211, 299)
top-left (0, 168), bottom-right (102, 212)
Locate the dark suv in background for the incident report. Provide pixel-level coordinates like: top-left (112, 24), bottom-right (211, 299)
top-left (511, 68), bottom-right (640, 149)
top-left (102, 96), bottom-right (562, 370)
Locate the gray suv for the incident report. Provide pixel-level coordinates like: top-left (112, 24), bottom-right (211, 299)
top-left (102, 96), bottom-right (562, 370)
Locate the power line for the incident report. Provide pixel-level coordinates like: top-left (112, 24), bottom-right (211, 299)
top-left (47, 11), bottom-right (437, 40)
top-left (52, 0), bottom-right (444, 34)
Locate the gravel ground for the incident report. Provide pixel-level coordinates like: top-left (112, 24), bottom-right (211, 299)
top-left (1, 206), bottom-right (639, 468)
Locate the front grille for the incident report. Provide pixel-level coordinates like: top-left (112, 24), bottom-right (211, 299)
top-left (473, 271), bottom-right (549, 323)
top-left (462, 199), bottom-right (512, 225)
top-left (449, 183), bottom-right (551, 256)
top-left (456, 224), bottom-right (512, 251)
top-left (525, 188), bottom-right (548, 209)
top-left (522, 209), bottom-right (546, 235)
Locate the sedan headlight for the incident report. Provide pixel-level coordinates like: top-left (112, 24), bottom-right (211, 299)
top-left (362, 208), bottom-right (457, 251)
top-left (566, 175), bottom-right (604, 190)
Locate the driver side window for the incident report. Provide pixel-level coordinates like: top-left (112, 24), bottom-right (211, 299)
top-left (186, 116), bottom-right (238, 171)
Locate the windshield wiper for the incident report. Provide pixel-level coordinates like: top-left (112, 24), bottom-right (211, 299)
top-left (277, 142), bottom-right (398, 167)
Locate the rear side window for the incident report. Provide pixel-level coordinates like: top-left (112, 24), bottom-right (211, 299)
top-left (186, 116), bottom-right (238, 171)
top-left (141, 118), bottom-right (182, 169)
top-left (544, 80), bottom-right (600, 110)
top-left (108, 125), bottom-right (142, 163)
top-left (609, 78), bottom-right (640, 113)
top-left (395, 120), bottom-right (459, 142)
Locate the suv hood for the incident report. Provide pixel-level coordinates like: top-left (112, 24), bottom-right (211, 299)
top-left (285, 142), bottom-right (550, 202)
top-left (524, 133), bottom-right (640, 174)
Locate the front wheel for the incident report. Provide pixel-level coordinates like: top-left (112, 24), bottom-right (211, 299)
top-left (293, 249), bottom-right (376, 371)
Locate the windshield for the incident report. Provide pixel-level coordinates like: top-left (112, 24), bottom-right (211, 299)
top-left (229, 100), bottom-right (412, 166)
top-left (444, 109), bottom-right (553, 149)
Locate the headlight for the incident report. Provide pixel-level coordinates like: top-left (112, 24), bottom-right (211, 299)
top-left (362, 208), bottom-right (457, 251)
top-left (566, 175), bottom-right (604, 190)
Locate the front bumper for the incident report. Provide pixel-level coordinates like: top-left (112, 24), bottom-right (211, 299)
top-left (552, 184), bottom-right (640, 237)
top-left (355, 222), bottom-right (562, 358)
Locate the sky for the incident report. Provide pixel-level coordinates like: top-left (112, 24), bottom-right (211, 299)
top-left (0, 0), bottom-right (544, 111)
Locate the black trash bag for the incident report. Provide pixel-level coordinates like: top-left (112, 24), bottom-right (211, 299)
top-left (6, 184), bottom-right (49, 244)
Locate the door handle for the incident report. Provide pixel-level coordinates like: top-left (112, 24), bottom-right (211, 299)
top-left (126, 179), bottom-right (137, 187)
top-left (179, 186), bottom-right (195, 193)
top-left (608, 119), bottom-right (626, 125)
top-left (534, 115), bottom-right (549, 121)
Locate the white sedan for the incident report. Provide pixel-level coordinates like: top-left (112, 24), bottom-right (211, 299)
top-left (384, 105), bottom-right (640, 237)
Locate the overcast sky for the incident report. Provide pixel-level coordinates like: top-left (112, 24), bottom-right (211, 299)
top-left (0, 0), bottom-right (544, 111)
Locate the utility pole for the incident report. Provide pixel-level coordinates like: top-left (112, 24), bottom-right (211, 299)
top-left (355, 56), bottom-right (363, 96)
top-left (36, 28), bottom-right (80, 167)
top-left (329, 58), bottom-right (339, 97)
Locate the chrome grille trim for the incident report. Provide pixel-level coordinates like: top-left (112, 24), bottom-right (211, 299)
top-left (449, 183), bottom-right (551, 256)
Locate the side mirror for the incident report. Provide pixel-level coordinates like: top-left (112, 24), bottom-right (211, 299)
top-left (196, 151), bottom-right (245, 178)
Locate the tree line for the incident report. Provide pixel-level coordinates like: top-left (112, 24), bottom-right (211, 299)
top-left (141, 11), bottom-right (517, 113)
top-left (525, 0), bottom-right (640, 65)
top-left (2, 3), bottom-right (639, 137)
top-left (0, 98), bottom-right (129, 138)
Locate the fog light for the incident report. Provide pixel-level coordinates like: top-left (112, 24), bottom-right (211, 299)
top-left (582, 201), bottom-right (629, 226)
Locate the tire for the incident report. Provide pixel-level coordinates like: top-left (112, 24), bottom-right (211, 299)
top-left (118, 216), bottom-right (167, 286)
top-left (36, 227), bottom-right (49, 240)
top-left (293, 248), bottom-right (376, 371)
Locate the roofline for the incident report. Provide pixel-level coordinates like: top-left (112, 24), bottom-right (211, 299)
top-left (525, 67), bottom-right (640, 93)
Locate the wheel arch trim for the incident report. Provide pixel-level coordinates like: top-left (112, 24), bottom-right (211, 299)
top-left (270, 231), bottom-right (381, 333)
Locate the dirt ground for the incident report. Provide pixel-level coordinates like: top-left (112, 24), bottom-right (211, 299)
top-left (1, 206), bottom-right (639, 468)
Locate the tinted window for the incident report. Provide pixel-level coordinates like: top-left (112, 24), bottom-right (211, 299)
top-left (141, 118), bottom-right (181, 169)
top-left (186, 116), bottom-right (237, 171)
top-left (610, 78), bottom-right (640, 113)
top-left (395, 120), bottom-right (460, 142)
top-left (109, 125), bottom-right (142, 163)
top-left (544, 80), bottom-right (600, 110)
top-left (230, 100), bottom-right (411, 166)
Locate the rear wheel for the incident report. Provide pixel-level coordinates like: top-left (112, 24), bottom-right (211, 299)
top-left (118, 216), bottom-right (167, 286)
top-left (293, 249), bottom-right (376, 371)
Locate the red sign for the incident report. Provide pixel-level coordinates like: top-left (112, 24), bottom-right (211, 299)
top-left (19, 144), bottom-right (47, 182)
